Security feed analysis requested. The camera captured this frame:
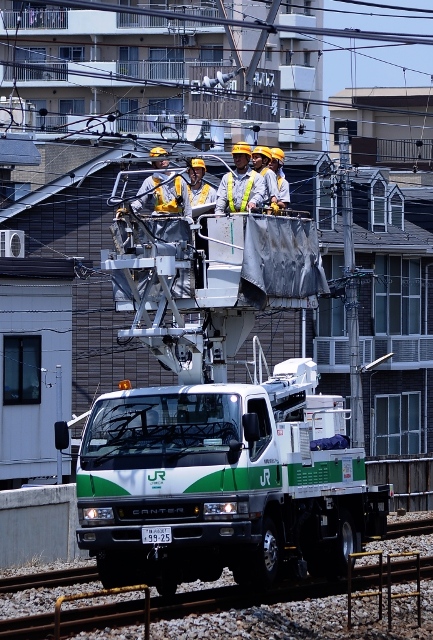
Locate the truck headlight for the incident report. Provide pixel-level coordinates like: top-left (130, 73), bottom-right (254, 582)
top-left (82, 507), bottom-right (114, 525)
top-left (203, 501), bottom-right (248, 520)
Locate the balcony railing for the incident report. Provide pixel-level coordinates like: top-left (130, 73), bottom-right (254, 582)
top-left (377, 139), bottom-right (433, 163)
top-left (116, 60), bottom-right (187, 82)
top-left (3, 62), bottom-right (68, 82)
top-left (117, 4), bottom-right (220, 29)
top-left (2, 10), bottom-right (68, 30)
top-left (34, 113), bottom-right (189, 136)
top-left (314, 335), bottom-right (433, 372)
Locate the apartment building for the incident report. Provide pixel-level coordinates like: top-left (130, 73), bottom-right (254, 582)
top-left (0, 0), bottom-right (323, 151)
top-left (328, 86), bottom-right (433, 169)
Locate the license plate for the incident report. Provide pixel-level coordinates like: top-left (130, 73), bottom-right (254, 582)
top-left (142, 526), bottom-right (172, 544)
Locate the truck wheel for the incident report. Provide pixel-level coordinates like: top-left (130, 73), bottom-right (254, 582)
top-left (155, 574), bottom-right (178, 599)
top-left (254, 516), bottom-right (281, 588)
top-left (232, 517), bottom-right (281, 589)
top-left (334, 509), bottom-right (358, 576)
top-left (97, 552), bottom-right (138, 589)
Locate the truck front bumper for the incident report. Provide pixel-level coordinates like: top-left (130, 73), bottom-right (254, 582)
top-left (77, 520), bottom-right (261, 550)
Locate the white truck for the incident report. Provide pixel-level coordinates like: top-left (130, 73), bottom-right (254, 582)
top-left (56, 159), bottom-right (392, 596)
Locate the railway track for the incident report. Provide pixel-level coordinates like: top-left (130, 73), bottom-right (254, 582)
top-left (386, 517), bottom-right (433, 539)
top-left (0, 565), bottom-right (99, 594)
top-left (2, 556), bottom-right (433, 640)
top-left (0, 518), bottom-right (431, 597)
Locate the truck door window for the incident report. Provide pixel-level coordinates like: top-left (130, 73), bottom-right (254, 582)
top-left (247, 398), bottom-right (272, 460)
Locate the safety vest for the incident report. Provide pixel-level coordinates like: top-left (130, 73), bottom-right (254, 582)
top-left (277, 175), bottom-right (284, 189)
top-left (260, 167), bottom-right (270, 177)
top-left (227, 171), bottom-right (256, 213)
top-left (188, 183), bottom-right (210, 205)
top-left (153, 176), bottom-right (183, 213)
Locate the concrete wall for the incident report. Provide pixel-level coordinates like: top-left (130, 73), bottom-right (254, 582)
top-left (0, 484), bottom-right (84, 568)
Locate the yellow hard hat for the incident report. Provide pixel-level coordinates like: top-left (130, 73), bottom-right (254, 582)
top-left (252, 146), bottom-right (272, 161)
top-left (150, 146), bottom-right (169, 158)
top-left (190, 158), bottom-right (206, 171)
top-left (232, 142), bottom-right (252, 157)
top-left (271, 147), bottom-right (285, 163)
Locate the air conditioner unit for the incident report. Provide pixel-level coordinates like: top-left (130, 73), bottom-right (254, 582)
top-left (0, 230), bottom-right (25, 258)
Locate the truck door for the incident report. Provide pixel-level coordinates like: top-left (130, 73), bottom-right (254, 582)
top-left (246, 397), bottom-right (281, 490)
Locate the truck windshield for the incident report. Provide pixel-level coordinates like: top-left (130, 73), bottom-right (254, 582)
top-left (80, 392), bottom-right (241, 460)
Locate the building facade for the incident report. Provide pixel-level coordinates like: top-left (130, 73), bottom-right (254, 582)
top-left (0, 257), bottom-right (75, 488)
top-left (0, 0), bottom-right (323, 150)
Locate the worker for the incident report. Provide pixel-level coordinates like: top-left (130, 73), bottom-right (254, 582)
top-left (251, 145), bottom-right (280, 213)
top-left (214, 142), bottom-right (266, 215)
top-left (270, 147), bottom-right (291, 207)
top-left (130, 146), bottom-right (192, 217)
top-left (187, 158), bottom-right (217, 210)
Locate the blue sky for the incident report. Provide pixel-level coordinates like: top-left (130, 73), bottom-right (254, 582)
top-left (323, 0), bottom-right (433, 100)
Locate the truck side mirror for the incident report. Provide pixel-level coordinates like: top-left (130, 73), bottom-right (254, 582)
top-left (242, 413), bottom-right (260, 442)
top-left (55, 421), bottom-right (69, 451)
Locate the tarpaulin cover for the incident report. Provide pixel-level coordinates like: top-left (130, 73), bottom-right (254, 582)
top-left (238, 216), bottom-right (329, 309)
top-left (109, 215), bottom-right (329, 309)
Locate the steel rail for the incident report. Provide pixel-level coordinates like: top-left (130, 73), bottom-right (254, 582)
top-left (2, 557), bottom-right (433, 640)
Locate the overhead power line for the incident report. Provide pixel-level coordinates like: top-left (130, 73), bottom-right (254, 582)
top-left (28, 0), bottom-right (433, 46)
top-left (335, 0), bottom-right (433, 15)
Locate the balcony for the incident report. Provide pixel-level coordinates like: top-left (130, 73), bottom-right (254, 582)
top-left (0, 4), bottom-right (224, 35)
top-left (278, 13), bottom-right (316, 39)
top-left (117, 60), bottom-right (187, 82)
top-left (1, 60), bottom-right (188, 86)
top-left (351, 136), bottom-right (433, 169)
top-left (117, 4), bottom-right (221, 29)
top-left (314, 336), bottom-right (433, 372)
top-left (2, 9), bottom-right (68, 30)
top-left (278, 118), bottom-right (316, 144)
top-left (36, 113), bottom-right (190, 137)
top-left (279, 65), bottom-right (316, 92)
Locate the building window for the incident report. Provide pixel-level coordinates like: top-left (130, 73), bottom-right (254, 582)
top-left (390, 192), bottom-right (404, 229)
top-left (375, 256), bottom-right (420, 335)
top-left (148, 97), bottom-right (183, 115)
top-left (117, 98), bottom-right (139, 132)
top-left (59, 46), bottom-right (85, 62)
top-left (149, 47), bottom-right (184, 62)
top-left (119, 46), bottom-right (139, 77)
top-left (304, 0), bottom-right (312, 16)
top-left (372, 179), bottom-right (386, 230)
top-left (59, 99), bottom-right (85, 115)
top-left (375, 392), bottom-right (421, 455)
top-left (15, 47), bottom-right (46, 62)
top-left (3, 336), bottom-right (41, 405)
top-left (317, 254), bottom-right (346, 337)
top-left (200, 45), bottom-right (224, 64)
top-left (303, 50), bottom-right (311, 67)
top-left (265, 47), bottom-right (272, 62)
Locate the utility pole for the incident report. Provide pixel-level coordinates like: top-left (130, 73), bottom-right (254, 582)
top-left (339, 128), bottom-right (364, 448)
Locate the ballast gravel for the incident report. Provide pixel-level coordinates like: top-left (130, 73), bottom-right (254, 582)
top-left (1, 511), bottom-right (433, 640)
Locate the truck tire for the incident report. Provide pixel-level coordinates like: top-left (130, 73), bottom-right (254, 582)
top-left (97, 552), bottom-right (139, 589)
top-left (233, 516), bottom-right (281, 589)
top-left (333, 509), bottom-right (358, 576)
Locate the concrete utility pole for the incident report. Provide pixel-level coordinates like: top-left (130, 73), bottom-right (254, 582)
top-left (339, 128), bottom-right (364, 448)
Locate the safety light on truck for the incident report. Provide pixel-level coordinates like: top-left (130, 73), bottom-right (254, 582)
top-left (118, 379), bottom-right (132, 390)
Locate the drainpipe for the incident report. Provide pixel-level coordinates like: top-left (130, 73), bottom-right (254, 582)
top-left (424, 263), bottom-right (433, 453)
top-left (302, 309), bottom-right (306, 358)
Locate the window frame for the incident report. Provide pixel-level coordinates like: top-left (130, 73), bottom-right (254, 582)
top-left (374, 392), bottom-right (421, 455)
top-left (3, 335), bottom-right (42, 405)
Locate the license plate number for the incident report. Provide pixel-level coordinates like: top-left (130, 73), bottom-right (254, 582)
top-left (142, 526), bottom-right (172, 544)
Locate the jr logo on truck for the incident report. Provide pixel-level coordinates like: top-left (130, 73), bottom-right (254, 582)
top-left (260, 469), bottom-right (271, 486)
top-left (148, 470), bottom-right (166, 488)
